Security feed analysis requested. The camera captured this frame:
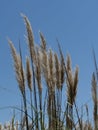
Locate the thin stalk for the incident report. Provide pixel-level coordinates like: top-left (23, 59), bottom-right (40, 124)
top-left (48, 88), bottom-right (53, 130)
top-left (38, 90), bottom-right (43, 130)
top-left (20, 99), bottom-right (24, 130)
top-left (22, 91), bottom-right (29, 130)
top-left (59, 89), bottom-right (62, 130)
top-left (52, 91), bottom-right (57, 130)
top-left (43, 88), bottom-right (48, 128)
top-left (30, 90), bottom-right (34, 130)
top-left (31, 60), bottom-right (39, 130)
top-left (74, 101), bottom-right (82, 130)
top-left (19, 42), bottom-right (29, 130)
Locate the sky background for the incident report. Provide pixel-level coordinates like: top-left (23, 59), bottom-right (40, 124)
top-left (0, 0), bottom-right (98, 124)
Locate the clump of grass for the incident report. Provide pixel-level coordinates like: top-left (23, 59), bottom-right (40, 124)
top-left (7, 15), bottom-right (98, 130)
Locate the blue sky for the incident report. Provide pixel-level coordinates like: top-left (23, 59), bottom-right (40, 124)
top-left (0, 0), bottom-right (98, 123)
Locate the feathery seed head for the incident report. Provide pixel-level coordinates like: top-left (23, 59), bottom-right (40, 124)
top-left (39, 31), bottom-right (46, 50)
top-left (22, 15), bottom-right (36, 63)
top-left (35, 48), bottom-right (42, 92)
top-left (26, 57), bottom-right (32, 91)
top-left (8, 40), bottom-right (25, 94)
top-left (66, 54), bottom-right (71, 72)
top-left (48, 49), bottom-right (55, 89)
top-left (54, 53), bottom-right (61, 89)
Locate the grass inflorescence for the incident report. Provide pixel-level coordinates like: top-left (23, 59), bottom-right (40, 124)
top-left (5, 15), bottom-right (98, 130)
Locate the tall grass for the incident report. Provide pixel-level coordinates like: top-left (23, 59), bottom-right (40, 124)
top-left (6, 15), bottom-right (98, 130)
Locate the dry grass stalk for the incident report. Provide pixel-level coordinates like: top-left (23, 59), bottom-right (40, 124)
top-left (35, 47), bottom-right (42, 92)
top-left (60, 60), bottom-right (65, 89)
top-left (46, 50), bottom-right (56, 129)
top-left (8, 40), bottom-right (29, 130)
top-left (23, 15), bottom-right (39, 130)
top-left (22, 14), bottom-right (36, 63)
top-left (56, 44), bottom-right (66, 129)
top-left (92, 73), bottom-right (98, 130)
top-left (41, 49), bottom-right (49, 85)
top-left (65, 54), bottom-right (78, 130)
top-left (73, 66), bottom-right (78, 103)
top-left (58, 43), bottom-right (65, 88)
top-left (66, 55), bottom-right (78, 105)
top-left (66, 54), bottom-right (72, 72)
top-left (54, 53), bottom-right (61, 90)
top-left (85, 104), bottom-right (89, 126)
top-left (26, 56), bottom-right (32, 91)
top-left (39, 45), bottom-right (52, 129)
top-left (39, 32), bottom-right (46, 51)
top-left (48, 49), bottom-right (55, 90)
top-left (8, 40), bottom-right (25, 94)
top-left (26, 56), bottom-right (34, 128)
top-left (41, 47), bottom-right (53, 89)
top-left (35, 47), bottom-right (43, 129)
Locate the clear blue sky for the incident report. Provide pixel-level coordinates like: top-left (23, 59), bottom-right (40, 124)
top-left (0, 0), bottom-right (98, 123)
